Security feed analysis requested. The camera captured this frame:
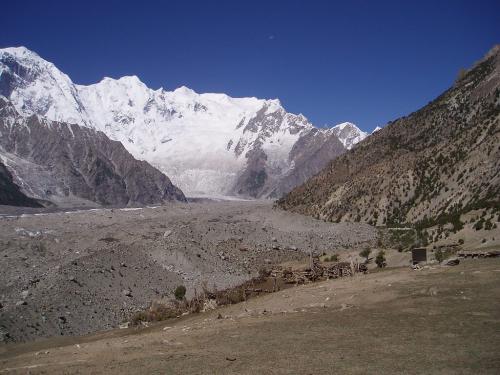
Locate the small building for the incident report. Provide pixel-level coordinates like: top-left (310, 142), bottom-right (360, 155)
top-left (411, 247), bottom-right (427, 265)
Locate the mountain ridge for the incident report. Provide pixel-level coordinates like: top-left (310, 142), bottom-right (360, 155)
top-left (0, 96), bottom-right (186, 207)
top-left (278, 45), bottom-right (500, 240)
top-left (0, 46), bottom-right (372, 198)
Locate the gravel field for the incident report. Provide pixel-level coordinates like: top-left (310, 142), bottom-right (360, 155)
top-left (0, 201), bottom-right (376, 342)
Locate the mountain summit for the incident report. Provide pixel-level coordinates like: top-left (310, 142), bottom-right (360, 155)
top-left (0, 47), bottom-right (368, 198)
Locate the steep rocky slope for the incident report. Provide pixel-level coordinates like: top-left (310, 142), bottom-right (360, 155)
top-left (0, 161), bottom-right (42, 207)
top-left (278, 46), bottom-right (500, 234)
top-left (0, 47), bottom-right (371, 198)
top-left (0, 97), bottom-right (185, 207)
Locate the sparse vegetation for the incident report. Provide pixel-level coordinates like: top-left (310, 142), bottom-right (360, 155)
top-left (435, 248), bottom-right (445, 263)
top-left (323, 254), bottom-right (338, 262)
top-left (174, 285), bottom-right (187, 300)
top-left (375, 250), bottom-right (386, 268)
top-left (359, 247), bottom-right (371, 263)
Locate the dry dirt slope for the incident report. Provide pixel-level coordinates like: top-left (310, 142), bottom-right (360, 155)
top-left (278, 45), bottom-right (500, 230)
top-left (1, 259), bottom-right (499, 374)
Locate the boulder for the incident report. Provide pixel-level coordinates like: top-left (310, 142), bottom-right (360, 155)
top-left (442, 257), bottom-right (460, 266)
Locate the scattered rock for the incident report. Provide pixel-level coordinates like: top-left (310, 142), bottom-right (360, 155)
top-left (428, 286), bottom-right (438, 296)
top-left (122, 289), bottom-right (132, 297)
top-left (442, 257), bottom-right (460, 266)
top-left (16, 300), bottom-right (27, 306)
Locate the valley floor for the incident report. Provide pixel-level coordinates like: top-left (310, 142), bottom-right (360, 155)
top-left (0, 201), bottom-right (376, 342)
top-left (1, 258), bottom-right (499, 374)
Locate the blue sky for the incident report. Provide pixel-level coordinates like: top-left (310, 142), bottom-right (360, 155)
top-left (1, 0), bottom-right (499, 131)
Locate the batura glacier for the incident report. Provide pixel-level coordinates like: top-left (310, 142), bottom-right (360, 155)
top-left (0, 47), bottom-right (371, 198)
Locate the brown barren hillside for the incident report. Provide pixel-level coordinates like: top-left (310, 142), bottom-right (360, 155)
top-left (278, 46), bottom-right (500, 234)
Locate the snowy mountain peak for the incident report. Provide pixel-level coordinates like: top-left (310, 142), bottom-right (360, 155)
top-left (372, 126), bottom-right (382, 133)
top-left (330, 122), bottom-right (368, 149)
top-left (0, 46), bottom-right (40, 60)
top-left (173, 85), bottom-right (197, 96)
top-left (0, 46), bottom-right (358, 198)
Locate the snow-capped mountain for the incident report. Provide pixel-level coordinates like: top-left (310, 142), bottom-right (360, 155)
top-left (0, 46), bottom-right (358, 198)
top-left (330, 122), bottom-right (369, 149)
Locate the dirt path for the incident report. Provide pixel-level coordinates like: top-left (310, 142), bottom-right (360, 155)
top-left (2, 258), bottom-right (499, 374)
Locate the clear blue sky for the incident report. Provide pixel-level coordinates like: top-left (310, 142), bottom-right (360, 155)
top-left (2, 0), bottom-right (499, 131)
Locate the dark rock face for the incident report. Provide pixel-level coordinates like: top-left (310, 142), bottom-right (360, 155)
top-left (233, 106), bottom-right (346, 198)
top-left (278, 45), bottom-right (500, 227)
top-left (0, 161), bottom-right (42, 207)
top-left (273, 129), bottom-right (346, 198)
top-left (0, 98), bottom-right (186, 206)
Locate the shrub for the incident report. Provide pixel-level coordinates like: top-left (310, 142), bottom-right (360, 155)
top-left (359, 248), bottom-right (371, 262)
top-left (435, 248), bottom-right (445, 263)
top-left (458, 239), bottom-right (464, 245)
top-left (174, 285), bottom-right (187, 300)
top-left (323, 254), bottom-right (338, 262)
top-left (474, 218), bottom-right (485, 230)
top-left (375, 250), bottom-right (386, 268)
top-left (484, 218), bottom-right (493, 230)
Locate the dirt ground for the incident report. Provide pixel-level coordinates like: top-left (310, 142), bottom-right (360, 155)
top-left (1, 258), bottom-right (499, 374)
top-left (0, 201), bottom-right (376, 342)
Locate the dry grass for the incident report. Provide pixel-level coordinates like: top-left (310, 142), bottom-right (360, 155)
top-left (130, 272), bottom-right (269, 325)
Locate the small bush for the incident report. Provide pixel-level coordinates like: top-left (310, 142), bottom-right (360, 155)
top-left (435, 248), bottom-right (444, 263)
top-left (375, 250), bottom-right (386, 268)
top-left (474, 218), bottom-right (485, 230)
top-left (174, 285), bottom-right (187, 300)
top-left (458, 239), bottom-right (464, 245)
top-left (359, 248), bottom-right (371, 262)
top-left (323, 254), bottom-right (338, 262)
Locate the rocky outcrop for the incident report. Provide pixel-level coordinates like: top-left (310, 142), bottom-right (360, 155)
top-left (0, 98), bottom-right (186, 206)
top-left (278, 46), bottom-right (500, 229)
top-left (0, 160), bottom-right (42, 207)
top-left (232, 108), bottom-right (346, 198)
